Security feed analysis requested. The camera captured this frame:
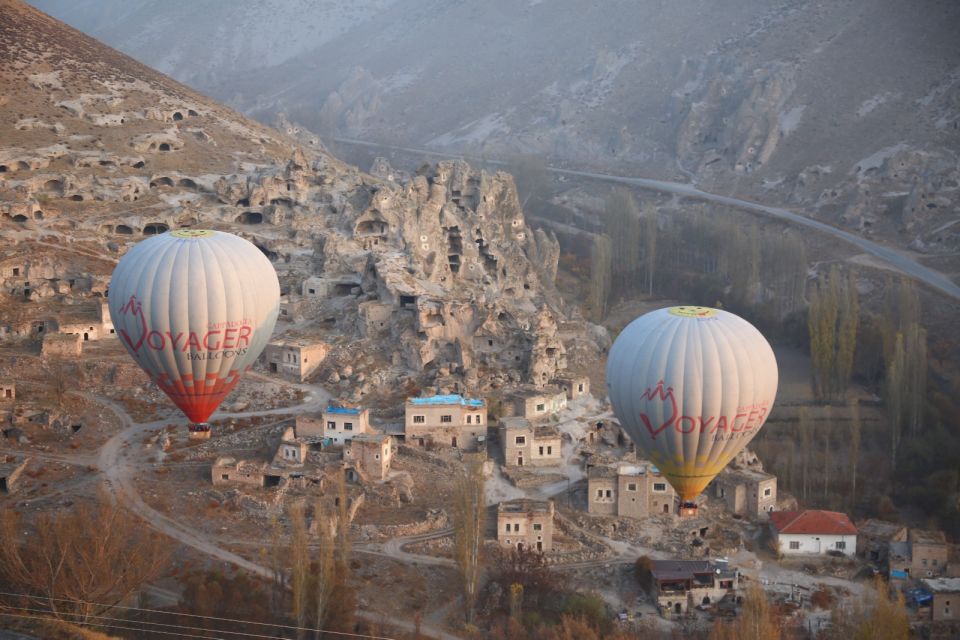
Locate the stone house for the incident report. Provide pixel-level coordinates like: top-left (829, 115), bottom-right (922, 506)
top-left (322, 406), bottom-right (370, 445)
top-left (889, 529), bottom-right (950, 580)
top-left (856, 519), bottom-right (907, 565)
top-left (0, 383), bottom-right (14, 402)
top-left (0, 457), bottom-right (31, 493)
top-left (552, 374), bottom-right (590, 400)
top-left (587, 462), bottom-right (677, 518)
top-left (649, 559), bottom-right (739, 615)
top-left (343, 433), bottom-right (393, 481)
top-left (41, 332), bottom-right (82, 358)
top-left (499, 417), bottom-right (562, 467)
top-left (497, 499), bottom-right (555, 552)
top-left (211, 456), bottom-right (270, 487)
top-left (712, 467), bottom-right (777, 519)
top-left (503, 385), bottom-right (567, 422)
top-left (769, 510), bottom-right (857, 557)
top-left (273, 426), bottom-right (309, 466)
top-left (262, 338), bottom-right (329, 382)
top-left (921, 578), bottom-right (960, 622)
top-left (404, 394), bottom-right (487, 449)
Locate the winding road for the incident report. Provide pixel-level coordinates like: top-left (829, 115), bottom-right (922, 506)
top-left (331, 136), bottom-right (960, 302)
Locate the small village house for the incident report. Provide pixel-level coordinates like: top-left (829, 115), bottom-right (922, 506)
top-left (587, 462), bottom-right (677, 518)
top-left (404, 394), bottom-right (487, 449)
top-left (262, 338), bottom-right (328, 382)
top-left (712, 467), bottom-right (777, 519)
top-left (343, 433), bottom-right (393, 481)
top-left (921, 578), bottom-right (960, 621)
top-left (497, 498), bottom-right (555, 552)
top-left (769, 510), bottom-right (857, 557)
top-left (648, 559), bottom-right (739, 615)
top-left (499, 417), bottom-right (562, 467)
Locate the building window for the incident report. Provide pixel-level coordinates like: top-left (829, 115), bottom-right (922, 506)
top-left (475, 414), bottom-right (482, 424)
top-left (789, 541), bottom-right (800, 550)
top-left (221, 474), bottom-right (229, 480)
top-left (653, 483), bottom-right (666, 492)
top-left (764, 487), bottom-right (772, 497)
top-left (441, 415), bottom-right (452, 423)
top-left (533, 523), bottom-right (542, 531)
top-left (513, 523), bottom-right (520, 532)
top-left (836, 541), bottom-right (846, 550)
top-left (466, 415), bottom-right (472, 424)
top-left (627, 483), bottom-right (637, 491)
top-left (375, 454), bottom-right (380, 460)
top-left (413, 415), bottom-right (425, 423)
top-left (536, 403), bottom-right (545, 412)
top-left (547, 446), bottom-right (552, 455)
top-left (596, 489), bottom-right (603, 498)
top-left (327, 421), bottom-right (336, 429)
top-left (933, 559), bottom-right (939, 566)
top-left (505, 524), bottom-right (511, 532)
top-left (344, 422), bottom-right (353, 431)
top-left (515, 436), bottom-right (526, 445)
top-left (605, 490), bottom-right (612, 498)
top-left (539, 446), bottom-right (544, 456)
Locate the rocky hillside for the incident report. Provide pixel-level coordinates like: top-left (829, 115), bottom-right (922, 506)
top-left (0, 0), bottom-right (600, 398)
top-left (31, 0), bottom-right (960, 255)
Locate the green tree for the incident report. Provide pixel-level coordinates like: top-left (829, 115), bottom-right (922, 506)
top-left (808, 266), bottom-right (859, 402)
top-left (643, 202), bottom-right (657, 296)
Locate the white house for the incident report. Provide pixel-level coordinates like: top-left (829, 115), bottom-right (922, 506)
top-left (770, 510), bottom-right (858, 557)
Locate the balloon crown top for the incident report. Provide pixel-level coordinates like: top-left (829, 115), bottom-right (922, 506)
top-left (668, 306), bottom-right (718, 318)
top-left (170, 229), bottom-right (215, 239)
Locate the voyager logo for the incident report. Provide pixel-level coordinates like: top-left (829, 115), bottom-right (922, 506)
top-left (637, 380), bottom-right (768, 441)
top-left (118, 295), bottom-right (252, 356)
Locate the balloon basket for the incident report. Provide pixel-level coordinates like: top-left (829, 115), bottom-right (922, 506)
top-left (678, 501), bottom-right (699, 518)
top-left (188, 423), bottom-right (212, 440)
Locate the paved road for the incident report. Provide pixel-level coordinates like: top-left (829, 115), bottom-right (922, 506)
top-left (331, 136), bottom-right (960, 301)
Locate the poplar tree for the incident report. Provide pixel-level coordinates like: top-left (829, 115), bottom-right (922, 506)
top-left (453, 456), bottom-right (486, 624)
top-left (588, 234), bottom-right (612, 322)
top-left (643, 202), bottom-right (657, 295)
top-left (604, 188), bottom-right (641, 290)
top-left (808, 266), bottom-right (859, 402)
top-left (848, 399), bottom-right (861, 508)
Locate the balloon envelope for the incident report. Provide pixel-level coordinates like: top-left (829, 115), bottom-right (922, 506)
top-left (605, 306), bottom-right (778, 501)
top-left (108, 229), bottom-right (280, 424)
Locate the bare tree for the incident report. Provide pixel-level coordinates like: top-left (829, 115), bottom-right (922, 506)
top-left (587, 234), bottom-right (612, 322)
top-left (643, 202), bottom-right (657, 296)
top-left (452, 456), bottom-right (486, 624)
top-left (848, 399), bottom-right (861, 508)
top-left (0, 492), bottom-right (171, 626)
top-left (289, 501), bottom-right (310, 639)
top-left (312, 498), bottom-right (335, 640)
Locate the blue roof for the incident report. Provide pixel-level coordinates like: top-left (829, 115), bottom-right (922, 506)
top-left (409, 394), bottom-right (484, 407)
top-left (326, 406), bottom-right (361, 415)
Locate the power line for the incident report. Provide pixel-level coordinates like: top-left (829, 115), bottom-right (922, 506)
top-left (0, 611), bottom-right (223, 640)
top-left (0, 591), bottom-right (398, 640)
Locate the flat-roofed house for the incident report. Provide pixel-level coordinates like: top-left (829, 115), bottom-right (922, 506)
top-left (262, 338), bottom-right (329, 382)
top-left (320, 406), bottom-right (370, 445)
top-left (588, 462), bottom-right (677, 518)
top-left (343, 433), bottom-right (393, 481)
top-left (497, 499), bottom-right (555, 552)
top-left (921, 577), bottom-right (960, 621)
top-left (404, 394), bottom-right (487, 449)
top-left (499, 417), bottom-right (562, 467)
top-left (649, 559), bottom-right (739, 615)
top-left (713, 467), bottom-right (778, 519)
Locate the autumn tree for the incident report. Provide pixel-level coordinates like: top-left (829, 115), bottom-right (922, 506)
top-left (643, 202), bottom-right (657, 295)
top-left (453, 456), bottom-right (486, 624)
top-left (799, 407), bottom-right (812, 502)
top-left (829, 576), bottom-right (908, 640)
top-left (0, 493), bottom-right (171, 626)
top-left (289, 501), bottom-right (311, 639)
top-left (507, 154), bottom-right (550, 209)
top-left (604, 188), bottom-right (641, 291)
top-left (710, 583), bottom-right (780, 640)
top-left (587, 234), bottom-right (612, 322)
top-left (808, 266), bottom-right (859, 402)
top-left (848, 399), bottom-right (862, 508)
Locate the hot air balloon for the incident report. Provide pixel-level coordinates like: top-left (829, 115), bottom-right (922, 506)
top-left (605, 306), bottom-right (778, 512)
top-left (108, 229), bottom-right (280, 434)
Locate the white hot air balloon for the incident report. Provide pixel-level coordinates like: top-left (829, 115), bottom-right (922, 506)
top-left (108, 229), bottom-right (280, 433)
top-left (605, 306), bottom-right (778, 505)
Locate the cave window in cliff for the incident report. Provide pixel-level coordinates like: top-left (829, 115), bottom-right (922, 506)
top-left (271, 197), bottom-right (294, 207)
top-left (179, 178), bottom-right (198, 190)
top-left (172, 112), bottom-right (183, 121)
top-left (356, 220), bottom-right (387, 237)
top-left (158, 143), bottom-right (171, 152)
top-left (132, 161), bottom-right (145, 169)
top-left (150, 177), bottom-right (174, 188)
top-left (69, 195), bottom-right (84, 202)
top-left (43, 179), bottom-right (63, 193)
top-left (99, 160), bottom-right (115, 168)
top-left (446, 226), bottom-right (463, 253)
top-left (334, 284), bottom-right (354, 297)
top-left (143, 223), bottom-right (169, 236)
top-left (12, 215), bottom-right (28, 223)
top-left (400, 295), bottom-right (417, 309)
top-left (115, 225), bottom-right (133, 235)
top-left (237, 212), bottom-right (263, 225)
top-left (448, 254), bottom-right (461, 274)
top-left (33, 211), bottom-right (43, 220)
top-left (236, 198), bottom-right (250, 207)
top-left (188, 109), bottom-right (199, 117)
top-left (0, 165), bottom-right (6, 173)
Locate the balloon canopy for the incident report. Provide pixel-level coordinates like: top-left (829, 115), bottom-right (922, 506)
top-left (605, 306), bottom-right (778, 502)
top-left (108, 230), bottom-right (280, 425)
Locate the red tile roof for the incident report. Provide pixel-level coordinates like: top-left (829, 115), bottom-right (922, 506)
top-left (770, 510), bottom-right (858, 536)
